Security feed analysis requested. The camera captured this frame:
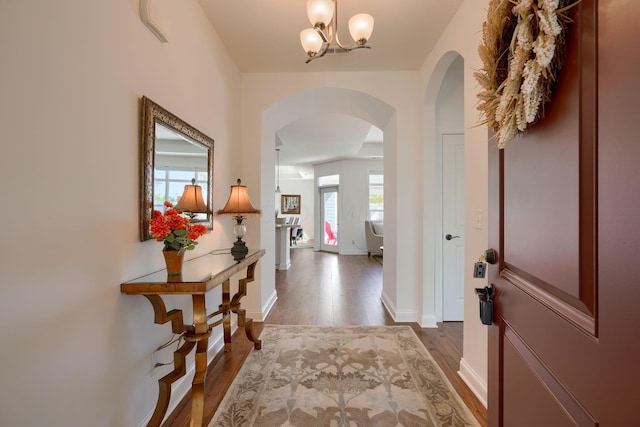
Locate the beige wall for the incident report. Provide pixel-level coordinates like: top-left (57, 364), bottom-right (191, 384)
top-left (276, 178), bottom-right (316, 240)
top-left (0, 1), bottom-right (242, 425)
top-left (313, 159), bottom-right (384, 255)
top-left (240, 74), bottom-right (423, 323)
top-left (419, 0), bottom-right (491, 405)
top-left (0, 1), bottom-right (490, 425)
top-left (239, 0), bottom-right (490, 406)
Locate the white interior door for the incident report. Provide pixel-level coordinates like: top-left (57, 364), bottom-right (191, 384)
top-left (320, 186), bottom-right (338, 253)
top-left (442, 133), bottom-right (465, 321)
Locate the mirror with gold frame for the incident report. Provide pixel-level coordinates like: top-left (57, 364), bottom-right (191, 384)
top-left (140, 96), bottom-right (214, 241)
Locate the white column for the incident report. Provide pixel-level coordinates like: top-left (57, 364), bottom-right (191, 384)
top-left (275, 225), bottom-right (291, 270)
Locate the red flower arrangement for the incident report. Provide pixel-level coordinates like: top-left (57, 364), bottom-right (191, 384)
top-left (150, 201), bottom-right (207, 254)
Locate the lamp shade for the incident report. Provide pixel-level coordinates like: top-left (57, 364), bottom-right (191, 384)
top-left (300, 28), bottom-right (324, 55)
top-left (217, 179), bottom-right (261, 216)
top-left (306, 0), bottom-right (334, 27)
top-left (174, 179), bottom-right (207, 214)
top-left (348, 13), bottom-right (374, 44)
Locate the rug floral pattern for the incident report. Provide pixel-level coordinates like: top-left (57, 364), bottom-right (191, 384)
top-left (210, 325), bottom-right (479, 427)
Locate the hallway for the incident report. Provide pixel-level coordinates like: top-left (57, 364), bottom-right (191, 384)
top-left (164, 249), bottom-right (487, 426)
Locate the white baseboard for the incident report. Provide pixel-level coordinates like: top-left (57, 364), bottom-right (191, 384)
top-left (243, 290), bottom-right (277, 322)
top-left (165, 327), bottom-right (230, 417)
top-left (394, 309), bottom-right (418, 322)
top-left (137, 322), bottom-right (235, 427)
top-left (380, 291), bottom-right (396, 319)
top-left (276, 260), bottom-right (291, 270)
top-left (380, 292), bottom-right (418, 322)
top-left (257, 289), bottom-right (278, 321)
top-left (339, 248), bottom-right (367, 255)
top-left (458, 357), bottom-right (488, 408)
top-left (140, 289), bottom-right (279, 426)
top-left (420, 313), bottom-right (438, 328)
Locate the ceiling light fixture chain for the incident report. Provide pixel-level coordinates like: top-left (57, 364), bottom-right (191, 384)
top-left (300, 0), bottom-right (374, 63)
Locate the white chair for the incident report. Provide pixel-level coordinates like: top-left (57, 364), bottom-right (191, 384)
top-left (364, 220), bottom-right (383, 257)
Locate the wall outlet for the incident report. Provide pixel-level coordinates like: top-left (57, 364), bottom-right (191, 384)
top-left (473, 262), bottom-right (486, 278)
top-left (150, 334), bottom-right (177, 373)
top-left (151, 346), bottom-right (172, 373)
top-left (151, 349), bottom-right (162, 371)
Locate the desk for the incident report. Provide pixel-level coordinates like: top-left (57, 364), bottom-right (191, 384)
top-left (121, 249), bottom-right (265, 427)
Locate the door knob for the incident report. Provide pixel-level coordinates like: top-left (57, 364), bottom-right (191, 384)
top-left (484, 248), bottom-right (497, 264)
top-left (445, 234), bottom-right (460, 240)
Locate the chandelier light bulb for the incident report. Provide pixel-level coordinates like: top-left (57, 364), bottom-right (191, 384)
top-left (348, 13), bottom-right (374, 45)
top-left (300, 28), bottom-right (324, 55)
top-left (306, 0), bottom-right (334, 28)
top-left (300, 0), bottom-right (373, 63)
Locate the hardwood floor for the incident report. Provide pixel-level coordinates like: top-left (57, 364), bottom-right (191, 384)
top-left (162, 248), bottom-right (488, 427)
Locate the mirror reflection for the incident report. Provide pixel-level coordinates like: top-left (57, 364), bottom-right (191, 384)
top-left (139, 96), bottom-right (214, 241)
top-left (154, 123), bottom-right (208, 221)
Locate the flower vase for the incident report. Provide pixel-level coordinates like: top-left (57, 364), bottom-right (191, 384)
top-left (162, 250), bottom-right (184, 277)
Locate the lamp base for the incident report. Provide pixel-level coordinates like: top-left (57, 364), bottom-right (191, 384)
top-left (231, 237), bottom-right (249, 262)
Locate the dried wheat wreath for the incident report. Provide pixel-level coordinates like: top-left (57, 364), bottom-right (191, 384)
top-left (475, 0), bottom-right (577, 148)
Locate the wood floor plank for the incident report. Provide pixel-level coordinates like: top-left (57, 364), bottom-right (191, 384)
top-left (162, 249), bottom-right (487, 427)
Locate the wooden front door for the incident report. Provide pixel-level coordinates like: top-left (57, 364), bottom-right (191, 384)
top-left (488, 1), bottom-right (640, 425)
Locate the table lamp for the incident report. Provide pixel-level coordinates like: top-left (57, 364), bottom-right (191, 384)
top-left (217, 179), bottom-right (261, 261)
top-left (174, 178), bottom-right (208, 219)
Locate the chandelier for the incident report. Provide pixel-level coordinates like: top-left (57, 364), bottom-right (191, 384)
top-left (300, 0), bottom-right (374, 64)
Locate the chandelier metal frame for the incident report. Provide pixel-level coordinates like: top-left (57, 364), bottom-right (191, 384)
top-left (300, 0), bottom-right (374, 64)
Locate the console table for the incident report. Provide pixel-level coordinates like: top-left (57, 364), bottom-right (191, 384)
top-left (121, 249), bottom-right (265, 427)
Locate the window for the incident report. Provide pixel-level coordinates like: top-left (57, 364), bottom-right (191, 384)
top-left (369, 173), bottom-right (384, 221)
top-left (154, 168), bottom-right (208, 212)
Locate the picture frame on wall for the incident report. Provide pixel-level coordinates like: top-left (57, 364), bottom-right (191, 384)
top-left (281, 194), bottom-right (301, 215)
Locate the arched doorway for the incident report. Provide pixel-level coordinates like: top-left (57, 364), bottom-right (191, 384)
top-left (423, 52), bottom-right (465, 324)
top-left (260, 87), bottom-right (397, 319)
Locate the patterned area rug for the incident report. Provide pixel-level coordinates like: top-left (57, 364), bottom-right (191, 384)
top-left (209, 325), bottom-right (480, 427)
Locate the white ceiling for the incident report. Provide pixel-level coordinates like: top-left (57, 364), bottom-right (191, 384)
top-left (198, 0), bottom-right (464, 176)
top-left (277, 114), bottom-right (382, 163)
top-left (198, 0), bottom-right (463, 73)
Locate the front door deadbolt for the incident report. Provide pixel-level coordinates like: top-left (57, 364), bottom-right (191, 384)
top-left (475, 284), bottom-right (494, 325)
top-left (484, 248), bottom-right (497, 264)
